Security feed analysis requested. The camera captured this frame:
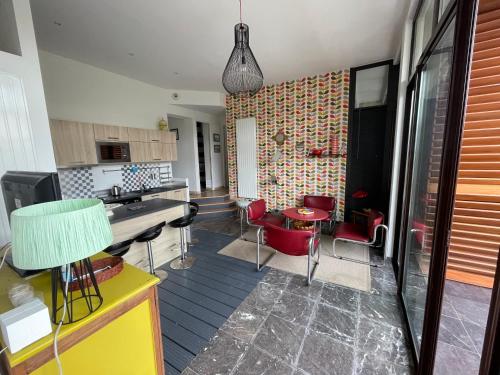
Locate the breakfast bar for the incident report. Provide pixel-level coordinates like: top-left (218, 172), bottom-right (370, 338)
top-left (108, 198), bottom-right (188, 272)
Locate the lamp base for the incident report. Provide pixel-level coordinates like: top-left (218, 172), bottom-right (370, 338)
top-left (51, 258), bottom-right (103, 325)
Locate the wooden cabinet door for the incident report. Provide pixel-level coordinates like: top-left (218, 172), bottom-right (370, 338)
top-left (50, 120), bottom-right (97, 166)
top-left (128, 128), bottom-right (149, 142)
top-left (150, 143), bottom-right (164, 161)
top-left (142, 192), bottom-right (167, 201)
top-left (160, 131), bottom-right (175, 143)
top-left (94, 124), bottom-right (129, 142)
top-left (130, 142), bottom-right (151, 162)
top-left (169, 142), bottom-right (178, 161)
top-left (148, 130), bottom-right (162, 143)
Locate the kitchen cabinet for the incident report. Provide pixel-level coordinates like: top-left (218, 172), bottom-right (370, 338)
top-left (165, 188), bottom-right (188, 201)
top-left (148, 130), bottom-right (162, 143)
top-left (150, 143), bottom-right (165, 161)
top-left (130, 141), bottom-right (151, 162)
top-left (94, 123), bottom-right (129, 142)
top-left (49, 120), bottom-right (98, 166)
top-left (128, 127), bottom-right (149, 142)
top-left (142, 192), bottom-right (168, 201)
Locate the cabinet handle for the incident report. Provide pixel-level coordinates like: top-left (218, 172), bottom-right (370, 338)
top-left (150, 194), bottom-right (159, 198)
top-left (107, 137), bottom-right (119, 140)
top-left (153, 158), bottom-right (161, 161)
top-left (151, 139), bottom-right (160, 142)
top-left (69, 161), bottom-right (84, 164)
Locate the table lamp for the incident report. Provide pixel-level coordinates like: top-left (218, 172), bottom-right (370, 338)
top-left (10, 199), bottom-right (113, 324)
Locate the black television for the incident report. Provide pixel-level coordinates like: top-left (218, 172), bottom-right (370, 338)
top-left (1, 171), bottom-right (62, 277)
top-left (1, 171), bottom-right (61, 221)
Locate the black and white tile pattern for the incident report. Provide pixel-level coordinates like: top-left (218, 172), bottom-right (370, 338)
top-left (57, 162), bottom-right (172, 198)
top-left (58, 167), bottom-right (94, 199)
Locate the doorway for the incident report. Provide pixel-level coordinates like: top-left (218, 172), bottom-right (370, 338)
top-left (196, 122), bottom-right (212, 191)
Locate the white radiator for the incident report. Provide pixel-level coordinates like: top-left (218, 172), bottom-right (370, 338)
top-left (236, 117), bottom-right (257, 199)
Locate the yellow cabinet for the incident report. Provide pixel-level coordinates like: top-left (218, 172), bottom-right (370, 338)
top-left (129, 141), bottom-right (151, 162)
top-left (49, 120), bottom-right (97, 166)
top-left (93, 123), bottom-right (129, 142)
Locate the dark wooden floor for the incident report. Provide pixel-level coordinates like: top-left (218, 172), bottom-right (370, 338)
top-left (158, 228), bottom-right (267, 374)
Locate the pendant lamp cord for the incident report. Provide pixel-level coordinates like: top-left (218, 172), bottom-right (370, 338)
top-left (239, 0), bottom-right (242, 24)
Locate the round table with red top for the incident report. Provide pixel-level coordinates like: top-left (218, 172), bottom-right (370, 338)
top-left (282, 207), bottom-right (329, 231)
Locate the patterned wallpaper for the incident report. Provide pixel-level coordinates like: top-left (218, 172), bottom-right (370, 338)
top-left (226, 70), bottom-right (350, 219)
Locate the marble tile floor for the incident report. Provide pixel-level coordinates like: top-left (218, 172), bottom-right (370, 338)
top-left (433, 280), bottom-right (492, 375)
top-left (182, 261), bottom-right (414, 375)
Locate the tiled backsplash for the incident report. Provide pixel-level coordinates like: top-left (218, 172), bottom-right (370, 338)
top-left (58, 162), bottom-right (172, 199)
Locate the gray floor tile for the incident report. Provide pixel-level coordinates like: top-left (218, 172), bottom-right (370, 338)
top-left (285, 274), bottom-right (323, 301)
top-left (297, 330), bottom-right (355, 375)
top-left (221, 302), bottom-right (268, 342)
top-left (360, 293), bottom-right (403, 328)
top-left (243, 282), bottom-right (283, 312)
top-left (272, 291), bottom-right (315, 326)
top-left (462, 320), bottom-right (486, 354)
top-left (254, 314), bottom-right (306, 365)
top-left (437, 315), bottom-right (475, 352)
top-left (449, 295), bottom-right (490, 328)
top-left (444, 281), bottom-right (491, 305)
top-left (354, 352), bottom-right (412, 375)
top-left (181, 368), bottom-right (199, 375)
top-left (357, 318), bottom-right (412, 367)
top-left (262, 268), bottom-right (292, 288)
top-left (434, 341), bottom-right (480, 375)
top-left (320, 284), bottom-right (359, 313)
top-left (189, 331), bottom-right (249, 375)
top-left (311, 303), bottom-right (357, 346)
top-left (233, 345), bottom-right (294, 375)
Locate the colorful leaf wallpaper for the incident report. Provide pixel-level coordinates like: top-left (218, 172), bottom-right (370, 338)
top-left (226, 70), bottom-right (349, 220)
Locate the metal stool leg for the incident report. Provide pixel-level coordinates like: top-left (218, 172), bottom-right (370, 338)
top-left (170, 227), bottom-right (196, 270)
top-left (146, 240), bottom-right (155, 275)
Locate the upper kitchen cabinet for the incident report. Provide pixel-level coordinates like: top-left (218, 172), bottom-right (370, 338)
top-left (94, 123), bottom-right (129, 142)
top-left (128, 127), bottom-right (149, 142)
top-left (148, 130), bottom-right (162, 143)
top-left (49, 120), bottom-right (98, 167)
top-left (129, 141), bottom-right (151, 162)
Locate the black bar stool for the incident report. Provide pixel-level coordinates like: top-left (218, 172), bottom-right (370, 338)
top-left (169, 202), bottom-right (199, 270)
top-left (134, 222), bottom-right (166, 279)
top-left (103, 239), bottom-right (134, 257)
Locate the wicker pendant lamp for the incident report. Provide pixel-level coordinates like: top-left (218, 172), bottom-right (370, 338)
top-left (222, 0), bottom-right (263, 96)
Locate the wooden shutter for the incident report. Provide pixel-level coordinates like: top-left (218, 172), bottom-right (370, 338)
top-left (446, 0), bottom-right (500, 287)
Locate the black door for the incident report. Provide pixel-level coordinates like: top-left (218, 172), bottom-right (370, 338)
top-left (345, 106), bottom-right (388, 220)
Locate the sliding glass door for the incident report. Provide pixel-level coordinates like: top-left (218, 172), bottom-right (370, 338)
top-left (400, 17), bottom-right (456, 357)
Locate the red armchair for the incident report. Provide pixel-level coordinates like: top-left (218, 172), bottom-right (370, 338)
top-left (257, 224), bottom-right (320, 285)
top-left (303, 195), bottom-right (337, 232)
top-left (332, 209), bottom-right (388, 266)
top-left (243, 199), bottom-right (284, 241)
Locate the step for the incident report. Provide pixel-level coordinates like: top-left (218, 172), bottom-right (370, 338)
top-left (191, 194), bottom-right (231, 205)
top-left (197, 201), bottom-right (237, 211)
top-left (195, 207), bottom-right (238, 221)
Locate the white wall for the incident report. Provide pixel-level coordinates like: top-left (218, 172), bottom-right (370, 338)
top-left (38, 50), bottom-right (221, 130)
top-left (169, 116), bottom-right (200, 193)
top-left (209, 114), bottom-right (226, 189)
top-left (0, 0), bottom-right (56, 245)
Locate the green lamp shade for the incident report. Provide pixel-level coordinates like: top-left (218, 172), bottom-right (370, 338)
top-left (11, 199), bottom-right (113, 270)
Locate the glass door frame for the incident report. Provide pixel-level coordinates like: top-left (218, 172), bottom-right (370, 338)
top-left (395, 0), bottom-right (478, 372)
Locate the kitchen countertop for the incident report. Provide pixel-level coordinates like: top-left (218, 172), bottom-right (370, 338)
top-left (100, 184), bottom-right (187, 204)
top-left (108, 198), bottom-right (187, 224)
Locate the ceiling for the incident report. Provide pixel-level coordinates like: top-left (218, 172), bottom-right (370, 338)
top-left (30, 0), bottom-right (409, 93)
